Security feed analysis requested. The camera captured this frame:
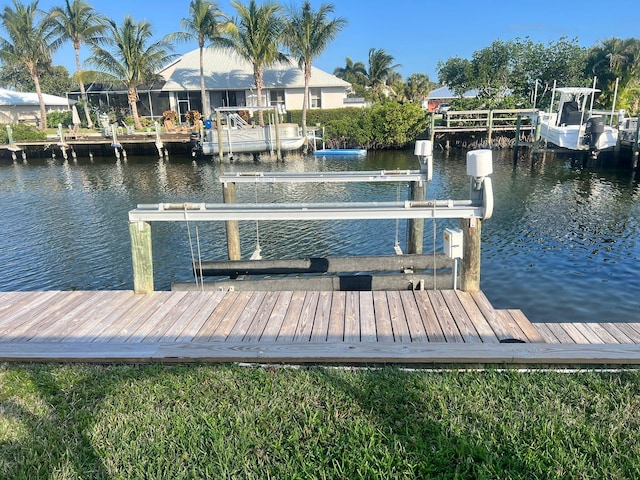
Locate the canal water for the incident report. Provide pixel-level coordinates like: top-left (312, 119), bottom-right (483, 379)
top-left (1, 149), bottom-right (639, 324)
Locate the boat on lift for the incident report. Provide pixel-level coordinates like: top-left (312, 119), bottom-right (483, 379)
top-left (537, 86), bottom-right (619, 154)
top-left (195, 106), bottom-right (305, 157)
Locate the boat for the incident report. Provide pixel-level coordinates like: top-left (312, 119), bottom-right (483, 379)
top-left (197, 123), bottom-right (305, 156)
top-left (537, 87), bottom-right (619, 153)
top-left (194, 106), bottom-right (305, 157)
top-left (313, 148), bottom-right (367, 157)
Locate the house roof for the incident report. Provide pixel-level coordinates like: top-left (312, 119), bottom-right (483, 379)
top-left (0, 88), bottom-right (72, 107)
top-left (159, 47), bottom-right (351, 91)
top-left (427, 86), bottom-right (478, 99)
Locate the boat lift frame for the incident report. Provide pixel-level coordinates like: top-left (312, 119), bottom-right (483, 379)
top-left (128, 148), bottom-right (493, 294)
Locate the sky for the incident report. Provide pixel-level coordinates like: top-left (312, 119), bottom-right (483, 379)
top-left (34, 0), bottom-right (640, 82)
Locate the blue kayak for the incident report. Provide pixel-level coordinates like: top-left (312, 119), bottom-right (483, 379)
top-left (313, 149), bottom-right (367, 157)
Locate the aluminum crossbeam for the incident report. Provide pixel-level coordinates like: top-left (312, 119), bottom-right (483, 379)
top-left (128, 200), bottom-right (481, 223)
top-left (219, 170), bottom-right (426, 184)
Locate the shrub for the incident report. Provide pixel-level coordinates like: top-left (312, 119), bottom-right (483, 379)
top-left (47, 110), bottom-right (73, 128)
top-left (0, 123), bottom-right (47, 143)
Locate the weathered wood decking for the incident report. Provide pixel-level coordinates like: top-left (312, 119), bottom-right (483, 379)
top-left (1, 290), bottom-right (639, 365)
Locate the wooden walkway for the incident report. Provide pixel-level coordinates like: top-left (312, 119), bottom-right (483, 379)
top-left (1, 290), bottom-right (640, 365)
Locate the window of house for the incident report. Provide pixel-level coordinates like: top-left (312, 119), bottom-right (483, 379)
top-left (310, 89), bottom-right (321, 108)
top-left (270, 89), bottom-right (285, 107)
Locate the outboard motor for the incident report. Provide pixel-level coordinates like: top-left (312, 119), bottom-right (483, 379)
top-left (585, 116), bottom-right (604, 150)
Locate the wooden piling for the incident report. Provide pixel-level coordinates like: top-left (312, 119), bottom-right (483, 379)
top-left (633, 116), bottom-right (640, 170)
top-left (222, 182), bottom-right (241, 260)
top-left (129, 221), bottom-right (154, 293)
top-left (274, 110), bottom-right (282, 161)
top-left (216, 110), bottom-right (224, 163)
top-left (487, 110), bottom-right (494, 146)
top-left (429, 113), bottom-right (436, 144)
top-left (513, 114), bottom-right (522, 164)
top-left (460, 218), bottom-right (481, 292)
top-left (407, 181), bottom-right (425, 254)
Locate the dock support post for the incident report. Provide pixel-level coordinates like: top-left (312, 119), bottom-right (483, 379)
top-left (460, 217), bottom-right (481, 292)
top-left (429, 113), bottom-right (436, 144)
top-left (222, 181), bottom-right (241, 260)
top-left (532, 115), bottom-right (541, 157)
top-left (513, 114), bottom-right (522, 164)
top-left (407, 180), bottom-right (425, 254)
top-left (487, 110), bottom-right (494, 147)
top-left (129, 221), bottom-right (154, 293)
top-left (216, 110), bottom-right (224, 163)
top-left (274, 109), bottom-right (282, 161)
top-left (633, 115), bottom-right (640, 170)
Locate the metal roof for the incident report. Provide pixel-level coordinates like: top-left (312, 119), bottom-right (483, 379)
top-left (427, 86), bottom-right (478, 99)
top-left (159, 47), bottom-right (351, 91)
top-left (0, 88), bottom-right (72, 107)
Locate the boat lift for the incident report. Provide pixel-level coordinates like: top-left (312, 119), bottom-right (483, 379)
top-left (128, 148), bottom-right (494, 294)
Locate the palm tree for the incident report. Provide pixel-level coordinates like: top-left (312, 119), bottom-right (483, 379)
top-left (230, 0), bottom-right (287, 126)
top-left (283, 1), bottom-right (346, 143)
top-left (171, 0), bottom-right (233, 119)
top-left (88, 16), bottom-right (176, 130)
top-left (50, 0), bottom-right (107, 128)
top-left (333, 56), bottom-right (367, 85)
top-left (405, 72), bottom-right (433, 103)
top-left (367, 47), bottom-right (401, 100)
top-left (0, 0), bottom-right (58, 130)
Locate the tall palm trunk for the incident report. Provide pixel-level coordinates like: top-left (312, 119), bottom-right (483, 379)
top-left (301, 61), bottom-right (311, 150)
top-left (74, 41), bottom-right (93, 129)
top-left (128, 87), bottom-right (142, 130)
top-left (30, 65), bottom-right (47, 131)
top-left (254, 67), bottom-right (265, 126)
top-left (199, 43), bottom-right (210, 118)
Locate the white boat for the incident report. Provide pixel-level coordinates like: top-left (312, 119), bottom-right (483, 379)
top-left (538, 87), bottom-right (619, 152)
top-left (198, 123), bottom-right (305, 156)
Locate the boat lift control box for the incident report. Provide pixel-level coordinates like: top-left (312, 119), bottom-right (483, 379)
top-left (444, 228), bottom-right (463, 259)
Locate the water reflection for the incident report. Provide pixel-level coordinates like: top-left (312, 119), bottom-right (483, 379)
top-left (1, 151), bottom-right (639, 323)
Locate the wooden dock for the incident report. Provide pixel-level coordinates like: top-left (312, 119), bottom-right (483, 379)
top-left (1, 289), bottom-right (640, 365)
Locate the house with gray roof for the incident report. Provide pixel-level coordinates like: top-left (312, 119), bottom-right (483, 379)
top-left (157, 47), bottom-right (352, 121)
top-left (0, 88), bottom-right (72, 126)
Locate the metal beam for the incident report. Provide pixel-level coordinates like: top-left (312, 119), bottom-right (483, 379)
top-left (219, 170), bottom-right (426, 184)
top-left (128, 200), bottom-right (482, 223)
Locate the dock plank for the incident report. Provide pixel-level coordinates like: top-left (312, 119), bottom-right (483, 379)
top-left (327, 291), bottom-right (346, 342)
top-left (294, 291), bottom-right (320, 342)
top-left (260, 291), bottom-right (293, 342)
top-left (344, 291), bottom-right (361, 342)
top-left (427, 291), bottom-right (463, 343)
top-left (455, 291), bottom-right (499, 343)
top-left (164, 291), bottom-right (225, 342)
top-left (372, 291), bottom-right (394, 342)
top-left (471, 292), bottom-right (523, 341)
top-left (399, 291), bottom-right (428, 342)
top-left (228, 292), bottom-right (268, 342)
top-left (508, 310), bottom-right (546, 343)
top-left (387, 291), bottom-right (411, 342)
top-left (359, 291), bottom-right (377, 342)
top-left (243, 291), bottom-right (279, 342)
top-left (310, 291), bottom-right (332, 342)
top-left (277, 291), bottom-right (306, 341)
top-left (209, 291), bottom-right (253, 341)
top-left (413, 291), bottom-right (446, 342)
top-left (441, 290), bottom-right (481, 343)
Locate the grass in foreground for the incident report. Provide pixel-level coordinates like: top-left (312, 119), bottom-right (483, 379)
top-left (1, 363), bottom-right (640, 479)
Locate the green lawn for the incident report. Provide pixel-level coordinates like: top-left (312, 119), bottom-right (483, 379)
top-left (2, 363), bottom-right (639, 479)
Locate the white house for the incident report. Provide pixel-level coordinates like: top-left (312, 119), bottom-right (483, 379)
top-left (157, 47), bottom-right (352, 120)
top-left (0, 88), bottom-right (72, 125)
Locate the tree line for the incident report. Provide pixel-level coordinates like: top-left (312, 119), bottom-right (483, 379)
top-left (2, 0), bottom-right (639, 144)
top-left (0, 0), bottom-right (346, 135)
top-left (437, 36), bottom-right (640, 115)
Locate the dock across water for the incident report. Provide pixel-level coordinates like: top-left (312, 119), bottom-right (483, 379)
top-left (1, 289), bottom-right (639, 365)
